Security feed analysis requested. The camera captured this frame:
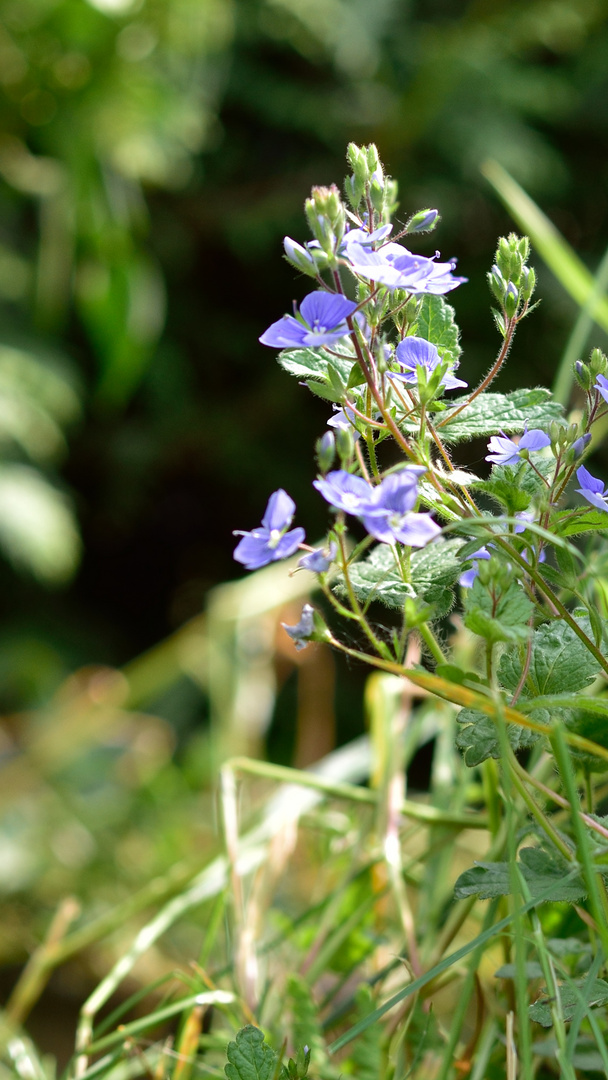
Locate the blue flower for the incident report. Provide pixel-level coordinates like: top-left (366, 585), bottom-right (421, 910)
top-left (299, 542), bottom-right (337, 573)
top-left (576, 465), bottom-right (608, 512)
top-left (361, 470), bottom-right (440, 546)
top-left (233, 489), bottom-right (305, 570)
top-left (459, 547), bottom-right (491, 588)
top-left (259, 291), bottom-right (358, 349)
top-left (595, 374), bottom-right (608, 404)
top-left (282, 604), bottom-right (315, 650)
top-left (313, 470), bottom-right (374, 514)
top-left (486, 424), bottom-right (551, 466)
top-left (327, 405), bottom-right (361, 439)
top-left (390, 336), bottom-right (467, 391)
top-left (342, 238), bottom-right (466, 294)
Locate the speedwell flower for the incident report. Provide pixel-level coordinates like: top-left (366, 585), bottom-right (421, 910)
top-left (233, 489), bottom-right (305, 570)
top-left (259, 291), bottom-right (358, 349)
top-left (485, 424), bottom-right (551, 467)
top-left (594, 373), bottom-right (608, 405)
top-left (313, 470), bottom-right (374, 514)
top-left (361, 471), bottom-right (440, 546)
top-left (575, 465), bottom-right (608, 512)
top-left (299, 542), bottom-right (337, 573)
top-left (342, 238), bottom-right (466, 294)
top-left (282, 603), bottom-right (315, 650)
top-left (390, 337), bottom-right (467, 391)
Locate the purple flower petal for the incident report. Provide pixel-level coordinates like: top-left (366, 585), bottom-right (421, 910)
top-left (259, 315), bottom-right (309, 349)
top-left (313, 470), bottom-right (373, 514)
top-left (259, 291), bottom-right (358, 350)
top-left (283, 603), bottom-right (315, 650)
top-left (595, 374), bottom-right (608, 404)
top-left (299, 542), bottom-right (337, 573)
top-left (576, 465), bottom-right (608, 511)
top-left (519, 428), bottom-right (551, 453)
top-left (261, 489), bottom-right (296, 532)
top-left (458, 547), bottom-right (491, 588)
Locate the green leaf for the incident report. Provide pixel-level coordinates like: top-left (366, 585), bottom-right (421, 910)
top-left (278, 346), bottom-right (355, 385)
top-left (305, 379), bottom-right (344, 403)
top-left (552, 508), bottom-right (608, 537)
top-left (346, 362), bottom-right (366, 388)
top-left (454, 847), bottom-right (586, 903)
top-left (414, 295), bottom-right (461, 363)
top-left (464, 578), bottom-right (534, 644)
top-left (419, 388), bottom-right (563, 444)
top-left (343, 539), bottom-right (464, 611)
top-left (455, 706), bottom-right (540, 766)
top-left (224, 1027), bottom-right (279, 1080)
top-left (529, 979), bottom-right (608, 1027)
top-left (475, 466), bottom-right (533, 514)
top-left (498, 620), bottom-right (602, 698)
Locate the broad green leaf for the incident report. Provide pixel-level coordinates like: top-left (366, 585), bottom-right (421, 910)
top-left (454, 847), bottom-right (586, 903)
top-left (529, 979), bottom-right (608, 1027)
top-left (278, 346), bottom-right (355, 385)
top-left (305, 379), bottom-right (344, 403)
top-left (495, 961), bottom-right (544, 980)
top-left (414, 294), bottom-right (461, 362)
top-left (343, 539), bottom-right (464, 611)
top-left (464, 578), bottom-right (534, 644)
top-left (455, 706), bottom-right (540, 766)
top-left (417, 388), bottom-right (563, 443)
top-left (552, 508), bottom-right (608, 537)
top-left (224, 1026), bottom-right (279, 1080)
top-left (499, 621), bottom-right (602, 698)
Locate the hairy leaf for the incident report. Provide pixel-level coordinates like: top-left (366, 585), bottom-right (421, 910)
top-left (454, 847), bottom-right (585, 903)
top-left (225, 1027), bottom-right (279, 1080)
top-left (278, 346), bottom-right (355, 385)
top-left (499, 621), bottom-right (602, 698)
top-left (414, 294), bottom-right (461, 362)
top-left (415, 388), bottom-right (563, 443)
top-left (529, 979), bottom-right (608, 1027)
top-left (464, 578), bottom-right (534, 644)
top-left (552, 508), bottom-right (608, 537)
top-left (343, 539), bottom-right (464, 611)
top-left (455, 707), bottom-right (540, 766)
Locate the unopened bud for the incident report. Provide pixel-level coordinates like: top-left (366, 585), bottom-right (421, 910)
top-left (406, 208), bottom-right (439, 234)
top-left (336, 426), bottom-right (355, 465)
top-left (571, 432), bottom-right (592, 459)
top-left (283, 237), bottom-right (318, 278)
top-left (574, 359), bottom-right (592, 390)
top-left (590, 347), bottom-right (608, 377)
top-left (504, 281), bottom-right (519, 318)
top-left (520, 265), bottom-right (536, 301)
top-left (316, 431), bottom-right (336, 473)
top-left (489, 264), bottom-right (506, 303)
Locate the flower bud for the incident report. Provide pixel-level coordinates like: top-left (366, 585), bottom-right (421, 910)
top-left (520, 265), bottom-right (536, 301)
top-left (406, 208), bottom-right (439, 234)
top-left (571, 432), bottom-right (592, 459)
top-left (283, 237), bottom-right (318, 278)
top-left (574, 359), bottom-right (592, 390)
top-left (336, 426), bottom-right (355, 466)
top-left (346, 142), bottom-right (369, 185)
top-left (316, 431), bottom-right (336, 473)
top-left (488, 264), bottom-right (506, 303)
top-left (504, 281), bottom-right (519, 319)
top-left (590, 347), bottom-right (608, 377)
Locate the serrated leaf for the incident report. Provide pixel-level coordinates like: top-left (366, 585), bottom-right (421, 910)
top-left (552, 508), bottom-right (608, 537)
top-left (418, 388), bottom-right (563, 444)
top-left (415, 295), bottom-right (461, 362)
top-left (225, 1027), bottom-right (279, 1080)
top-left (454, 847), bottom-right (586, 903)
top-left (343, 539), bottom-right (464, 611)
top-left (529, 979), bottom-right (608, 1026)
top-left (278, 346), bottom-right (355, 384)
top-left (464, 578), bottom-right (534, 644)
top-left (455, 706), bottom-right (541, 766)
top-left (498, 621), bottom-right (602, 699)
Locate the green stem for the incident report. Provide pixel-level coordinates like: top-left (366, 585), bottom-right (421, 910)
top-left (508, 754), bottom-right (574, 861)
top-left (418, 621), bottom-right (446, 665)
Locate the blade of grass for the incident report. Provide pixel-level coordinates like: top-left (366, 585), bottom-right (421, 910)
top-left (327, 867), bottom-right (582, 1055)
